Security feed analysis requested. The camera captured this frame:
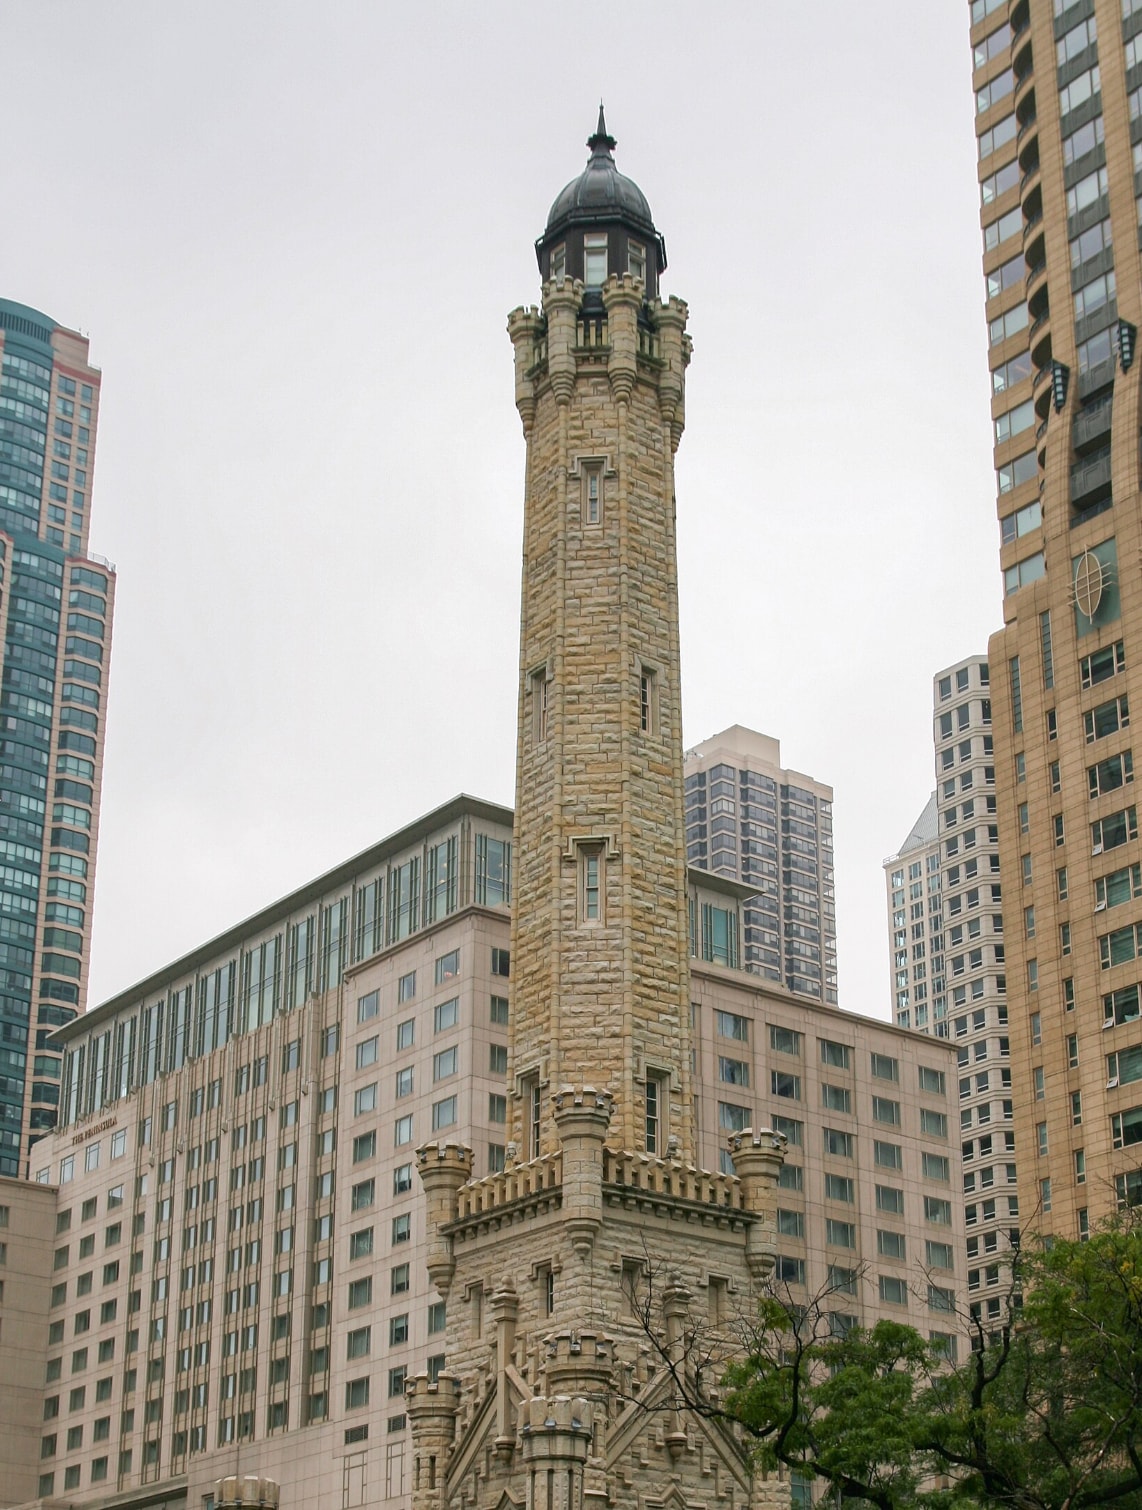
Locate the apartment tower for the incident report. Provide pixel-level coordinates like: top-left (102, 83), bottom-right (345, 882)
top-left (884, 792), bottom-right (941, 1031)
top-left (685, 727), bottom-right (838, 1003)
top-left (888, 657), bottom-right (1022, 1323)
top-left (0, 301), bottom-right (114, 1178)
top-left (970, 0), bottom-right (1142, 1228)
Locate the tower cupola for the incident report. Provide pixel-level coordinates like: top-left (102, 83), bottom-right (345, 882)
top-left (536, 106), bottom-right (667, 297)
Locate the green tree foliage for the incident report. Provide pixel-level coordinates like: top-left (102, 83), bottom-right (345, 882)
top-left (664, 1225), bottom-right (1142, 1510)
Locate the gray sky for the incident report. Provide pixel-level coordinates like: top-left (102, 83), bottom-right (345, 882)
top-left (6, 2), bottom-right (998, 1020)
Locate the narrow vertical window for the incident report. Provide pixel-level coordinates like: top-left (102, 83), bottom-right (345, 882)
top-left (639, 667), bottom-right (657, 734)
top-left (583, 234), bottom-right (608, 286)
top-left (581, 848), bottom-right (602, 923)
top-left (1009, 656), bottom-right (1022, 734)
top-left (531, 667), bottom-right (550, 743)
top-left (583, 464), bottom-right (602, 526)
top-left (550, 244), bottom-right (566, 282)
top-left (645, 1075), bottom-right (665, 1155)
top-left (531, 1081), bottom-right (542, 1160)
top-left (1039, 611), bottom-right (1054, 689)
top-left (627, 241), bottom-right (645, 281)
top-left (521, 1075), bottom-right (541, 1162)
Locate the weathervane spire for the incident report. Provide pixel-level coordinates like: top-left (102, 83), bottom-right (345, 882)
top-left (587, 100), bottom-right (616, 156)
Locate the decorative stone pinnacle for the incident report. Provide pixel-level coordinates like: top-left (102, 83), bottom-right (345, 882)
top-left (417, 1140), bottom-right (473, 1171)
top-left (215, 1477), bottom-right (280, 1510)
top-left (552, 1084), bottom-right (614, 1118)
top-left (728, 1128), bottom-right (788, 1157)
top-left (521, 1394), bottom-right (595, 1436)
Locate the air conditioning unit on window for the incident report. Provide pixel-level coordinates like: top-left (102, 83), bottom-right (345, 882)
top-left (1095, 900), bottom-right (1107, 911)
top-left (1092, 843), bottom-right (1104, 855)
top-left (1103, 1018), bottom-right (1115, 1030)
top-left (1106, 1076), bottom-right (1119, 1089)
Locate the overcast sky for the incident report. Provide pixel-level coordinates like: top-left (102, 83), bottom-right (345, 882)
top-left (6, 3), bottom-right (998, 1020)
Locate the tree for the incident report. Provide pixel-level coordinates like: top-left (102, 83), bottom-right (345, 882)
top-left (636, 1222), bottom-right (1142, 1510)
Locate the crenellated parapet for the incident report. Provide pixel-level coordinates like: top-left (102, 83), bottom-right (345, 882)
top-left (512, 275), bottom-right (688, 425)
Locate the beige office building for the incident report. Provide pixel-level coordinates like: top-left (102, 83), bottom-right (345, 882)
top-left (970, 0), bottom-right (1142, 1229)
top-left (0, 795), bottom-right (960, 1510)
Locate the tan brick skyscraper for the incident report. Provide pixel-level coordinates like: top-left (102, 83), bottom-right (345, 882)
top-left (411, 112), bottom-right (787, 1510)
top-left (970, 0), bottom-right (1142, 1233)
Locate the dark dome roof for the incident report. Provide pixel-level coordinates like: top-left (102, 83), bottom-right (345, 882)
top-left (545, 106), bottom-right (657, 237)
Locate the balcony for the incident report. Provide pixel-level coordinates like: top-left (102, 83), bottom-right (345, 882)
top-left (1070, 445), bottom-right (1112, 510)
top-left (1013, 31), bottom-right (1033, 83)
top-left (1030, 311), bottom-right (1053, 368)
top-left (1023, 216), bottom-right (1045, 275)
top-left (1078, 354), bottom-right (1117, 400)
top-left (1025, 259), bottom-right (1047, 302)
top-left (1073, 395), bottom-right (1112, 454)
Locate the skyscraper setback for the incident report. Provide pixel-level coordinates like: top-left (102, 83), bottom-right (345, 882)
top-left (0, 301), bottom-right (114, 1178)
top-left (970, 0), bottom-right (1142, 1226)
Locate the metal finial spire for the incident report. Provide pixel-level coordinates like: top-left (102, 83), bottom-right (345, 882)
top-left (587, 101), bottom-right (616, 156)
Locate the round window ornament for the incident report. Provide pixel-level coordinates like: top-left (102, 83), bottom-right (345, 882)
top-left (1074, 551), bottom-right (1105, 619)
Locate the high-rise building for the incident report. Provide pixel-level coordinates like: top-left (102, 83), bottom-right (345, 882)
top-left (970, 0), bottom-right (1142, 1229)
top-left (888, 657), bottom-right (1023, 1315)
top-left (884, 792), bottom-right (941, 1028)
top-left (0, 116), bottom-right (963, 1510)
top-left (0, 301), bottom-right (115, 1178)
top-left (886, 657), bottom-right (1005, 1040)
top-left (685, 727), bottom-right (838, 1003)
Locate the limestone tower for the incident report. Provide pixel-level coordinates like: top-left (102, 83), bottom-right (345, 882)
top-left (411, 112), bottom-right (787, 1510)
top-left (507, 105), bottom-right (694, 1161)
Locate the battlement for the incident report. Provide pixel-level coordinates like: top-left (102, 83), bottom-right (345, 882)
top-left (441, 1144), bottom-right (750, 1239)
top-left (603, 1148), bottom-right (746, 1210)
top-left (509, 275), bottom-right (684, 409)
top-left (407, 1372), bottom-right (462, 1411)
top-left (418, 1141), bottom-right (474, 1180)
top-left (452, 1149), bottom-right (564, 1223)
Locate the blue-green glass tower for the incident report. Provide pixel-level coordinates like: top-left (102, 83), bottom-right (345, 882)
top-left (0, 300), bottom-right (114, 1175)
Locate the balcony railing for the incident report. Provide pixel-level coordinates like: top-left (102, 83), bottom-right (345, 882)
top-left (1070, 446), bottom-right (1112, 506)
top-left (576, 313), bottom-right (608, 349)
